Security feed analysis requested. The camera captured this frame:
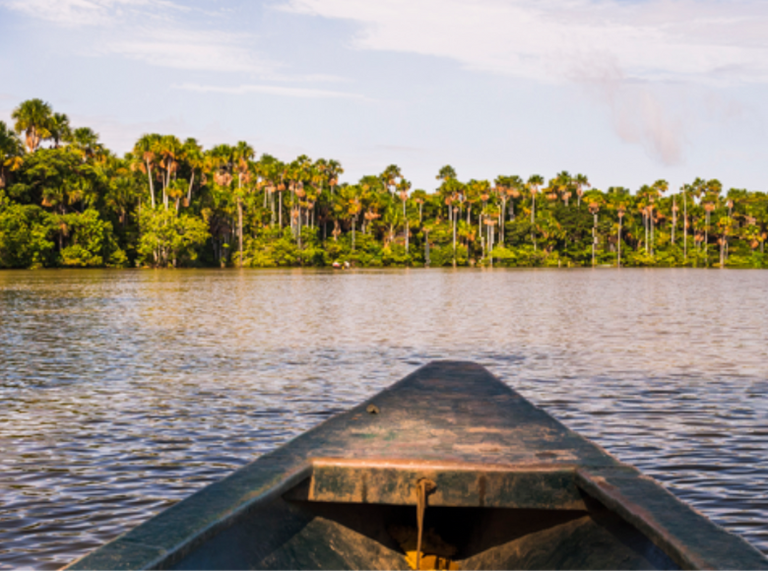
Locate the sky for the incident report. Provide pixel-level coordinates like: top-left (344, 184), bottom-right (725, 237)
top-left (1, 0), bottom-right (768, 193)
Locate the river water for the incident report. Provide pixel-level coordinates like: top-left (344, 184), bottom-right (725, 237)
top-left (0, 268), bottom-right (766, 569)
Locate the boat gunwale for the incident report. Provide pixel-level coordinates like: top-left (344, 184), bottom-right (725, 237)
top-left (63, 462), bottom-right (315, 571)
top-left (62, 362), bottom-right (768, 571)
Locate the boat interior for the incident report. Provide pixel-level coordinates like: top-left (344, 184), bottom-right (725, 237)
top-left (168, 462), bottom-right (680, 571)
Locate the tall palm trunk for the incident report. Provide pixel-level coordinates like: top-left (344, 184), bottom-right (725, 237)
top-left (644, 211), bottom-right (649, 253)
top-left (405, 220), bottom-right (409, 252)
top-left (186, 171), bottom-right (195, 206)
top-left (238, 175), bottom-right (245, 266)
top-left (704, 211), bottom-right (710, 265)
top-left (531, 194), bottom-right (536, 250)
top-left (146, 159), bottom-right (156, 208)
top-left (237, 197), bottom-right (244, 267)
top-left (488, 223), bottom-right (494, 268)
top-left (671, 196), bottom-right (676, 245)
top-left (500, 198), bottom-right (506, 244)
top-left (452, 210), bottom-right (457, 268)
top-left (617, 219), bottom-right (622, 268)
top-left (402, 198), bottom-right (409, 252)
top-left (480, 216), bottom-right (485, 259)
top-left (592, 213), bottom-right (598, 267)
top-left (683, 192), bottom-right (688, 260)
top-left (720, 237), bottom-right (725, 269)
top-left (162, 163), bottom-right (169, 210)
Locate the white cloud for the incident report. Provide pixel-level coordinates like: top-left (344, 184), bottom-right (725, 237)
top-left (280, 0), bottom-right (768, 165)
top-left (106, 30), bottom-right (273, 74)
top-left (3, 0), bottom-right (277, 74)
top-left (173, 82), bottom-right (368, 100)
top-left (1, 0), bottom-right (181, 27)
top-left (280, 0), bottom-right (768, 85)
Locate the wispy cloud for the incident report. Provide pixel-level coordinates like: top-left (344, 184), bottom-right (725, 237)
top-left (2, 0), bottom-right (276, 74)
top-left (1, 0), bottom-right (183, 27)
top-left (105, 30), bottom-right (273, 74)
top-left (174, 82), bottom-right (368, 100)
top-left (280, 0), bottom-right (768, 165)
top-left (280, 0), bottom-right (768, 85)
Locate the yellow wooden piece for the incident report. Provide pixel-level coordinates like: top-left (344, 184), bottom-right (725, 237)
top-left (404, 551), bottom-right (459, 570)
top-left (389, 526), bottom-right (458, 571)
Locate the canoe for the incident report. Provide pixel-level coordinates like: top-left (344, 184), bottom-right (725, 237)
top-left (65, 361), bottom-right (768, 570)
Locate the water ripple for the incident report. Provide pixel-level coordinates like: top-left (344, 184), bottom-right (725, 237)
top-left (0, 268), bottom-right (766, 569)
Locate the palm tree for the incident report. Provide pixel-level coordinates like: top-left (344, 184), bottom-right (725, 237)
top-left (507, 175), bottom-right (523, 224)
top-left (72, 127), bottom-right (102, 161)
top-left (554, 171), bottom-right (572, 206)
top-left (381, 164), bottom-right (402, 196)
top-left (574, 174), bottom-right (590, 207)
top-left (438, 176), bottom-right (465, 266)
top-left (326, 159), bottom-right (343, 194)
top-left (742, 216), bottom-right (761, 254)
top-left (436, 165), bottom-right (456, 182)
top-left (527, 175), bottom-right (544, 250)
top-left (336, 185), bottom-right (362, 251)
top-left (397, 178), bottom-right (412, 253)
top-left (181, 138), bottom-right (203, 208)
top-left (257, 154), bottom-right (280, 227)
top-left (637, 185), bottom-right (653, 254)
top-left (717, 215), bottom-right (732, 268)
top-left (484, 216), bottom-right (498, 266)
top-left (156, 135), bottom-right (183, 209)
top-left (588, 201), bottom-right (600, 266)
top-left (132, 134), bottom-right (161, 208)
top-left (681, 184), bottom-right (690, 261)
top-left (48, 113), bottom-right (72, 148)
top-left (412, 189), bottom-right (428, 226)
top-left (701, 179), bottom-right (722, 265)
top-left (671, 194), bottom-right (678, 246)
top-left (493, 175), bottom-right (517, 243)
top-left (650, 180), bottom-right (668, 254)
top-left (12, 98), bottom-right (52, 152)
top-left (688, 178), bottom-right (706, 257)
top-left (617, 205), bottom-right (626, 267)
top-left (463, 179), bottom-right (480, 227)
top-left (233, 141), bottom-right (255, 266)
top-left (99, 154), bottom-right (138, 227)
top-left (290, 154), bottom-right (313, 246)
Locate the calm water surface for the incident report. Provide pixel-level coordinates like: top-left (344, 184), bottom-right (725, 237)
top-left (1, 268), bottom-right (767, 569)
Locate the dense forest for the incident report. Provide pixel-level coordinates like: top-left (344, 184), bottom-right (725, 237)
top-left (1, 98), bottom-right (767, 269)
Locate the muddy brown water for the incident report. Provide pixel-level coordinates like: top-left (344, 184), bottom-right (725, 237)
top-left (0, 268), bottom-right (766, 569)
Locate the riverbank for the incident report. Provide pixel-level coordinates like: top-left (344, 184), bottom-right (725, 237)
top-left (3, 100), bottom-right (767, 271)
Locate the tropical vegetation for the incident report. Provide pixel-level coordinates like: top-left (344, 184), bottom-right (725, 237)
top-left (1, 99), bottom-right (767, 269)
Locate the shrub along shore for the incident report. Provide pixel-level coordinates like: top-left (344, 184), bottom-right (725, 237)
top-left (1, 99), bottom-right (767, 269)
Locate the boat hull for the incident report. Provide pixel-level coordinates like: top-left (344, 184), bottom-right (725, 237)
top-left (65, 362), bottom-right (768, 570)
